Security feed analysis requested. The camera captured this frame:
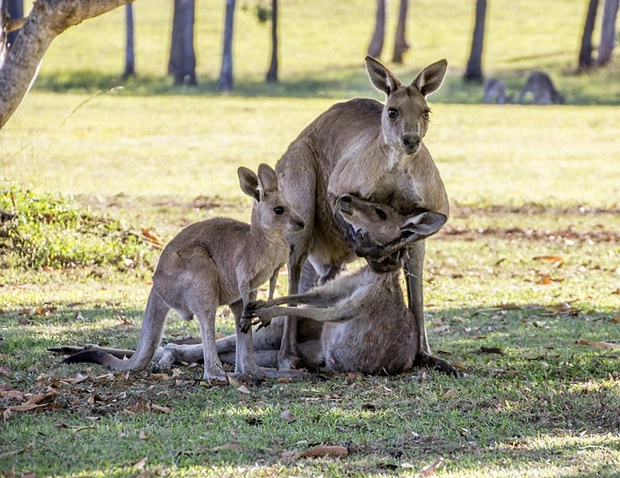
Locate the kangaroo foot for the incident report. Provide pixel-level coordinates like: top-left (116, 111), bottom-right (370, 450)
top-left (414, 351), bottom-right (460, 377)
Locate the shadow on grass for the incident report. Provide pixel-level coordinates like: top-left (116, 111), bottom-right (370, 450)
top-left (2, 302), bottom-right (619, 476)
top-left (32, 66), bottom-right (620, 105)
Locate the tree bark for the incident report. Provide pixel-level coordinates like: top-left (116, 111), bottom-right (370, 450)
top-left (168, 0), bottom-right (196, 85)
top-left (0, 0), bottom-right (127, 129)
top-left (392, 0), bottom-right (409, 63)
top-left (265, 0), bottom-right (278, 83)
top-left (219, 0), bottom-right (235, 91)
top-left (578, 0), bottom-right (599, 71)
top-left (597, 0), bottom-right (619, 65)
top-left (464, 0), bottom-right (486, 83)
top-left (367, 0), bottom-right (386, 59)
top-left (123, 1), bottom-right (135, 78)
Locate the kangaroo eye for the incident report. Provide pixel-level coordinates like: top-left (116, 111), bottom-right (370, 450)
top-left (388, 109), bottom-right (398, 118)
top-left (375, 208), bottom-right (387, 220)
top-left (422, 111), bottom-right (430, 120)
top-left (274, 206), bottom-right (285, 215)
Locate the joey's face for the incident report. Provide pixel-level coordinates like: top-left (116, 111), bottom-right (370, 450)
top-left (336, 194), bottom-right (402, 246)
top-left (259, 196), bottom-right (305, 232)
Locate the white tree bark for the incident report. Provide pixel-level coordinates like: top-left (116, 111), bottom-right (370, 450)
top-left (0, 0), bottom-right (127, 129)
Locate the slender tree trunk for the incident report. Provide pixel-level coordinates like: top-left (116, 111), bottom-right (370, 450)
top-left (0, 0), bottom-right (126, 129)
top-left (597, 0), bottom-right (619, 65)
top-left (219, 0), bottom-right (235, 91)
top-left (464, 0), bottom-right (486, 83)
top-left (266, 0), bottom-right (278, 83)
top-left (392, 0), bottom-right (410, 63)
top-left (168, 0), bottom-right (196, 85)
top-left (6, 0), bottom-right (22, 46)
top-left (579, 0), bottom-right (599, 71)
top-left (123, 2), bottom-right (135, 78)
top-left (367, 0), bottom-right (386, 59)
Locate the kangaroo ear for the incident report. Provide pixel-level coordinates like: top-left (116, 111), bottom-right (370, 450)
top-left (256, 163), bottom-right (279, 198)
top-left (238, 166), bottom-right (260, 202)
top-left (412, 59), bottom-right (447, 97)
top-left (366, 56), bottom-right (402, 96)
top-left (401, 211), bottom-right (447, 240)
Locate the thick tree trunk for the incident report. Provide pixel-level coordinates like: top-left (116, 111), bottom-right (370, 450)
top-left (168, 0), bottom-right (196, 85)
top-left (265, 0), bottom-right (278, 83)
top-left (464, 0), bottom-right (486, 83)
top-left (597, 0), bottom-right (619, 65)
top-left (392, 0), bottom-right (409, 63)
top-left (219, 0), bottom-right (235, 91)
top-left (123, 1), bottom-right (135, 78)
top-left (579, 0), bottom-right (599, 71)
top-left (367, 0), bottom-right (386, 59)
top-left (0, 0), bottom-right (126, 129)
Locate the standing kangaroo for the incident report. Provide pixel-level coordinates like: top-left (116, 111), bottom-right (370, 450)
top-left (273, 56), bottom-right (453, 373)
top-left (63, 164), bottom-right (306, 381)
top-left (243, 194), bottom-right (447, 375)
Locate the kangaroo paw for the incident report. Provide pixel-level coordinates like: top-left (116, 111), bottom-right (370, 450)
top-left (415, 351), bottom-right (460, 377)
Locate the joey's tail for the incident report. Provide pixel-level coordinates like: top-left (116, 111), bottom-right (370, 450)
top-left (62, 292), bottom-right (169, 371)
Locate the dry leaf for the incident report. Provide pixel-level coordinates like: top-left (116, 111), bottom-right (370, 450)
top-left (610, 316), bottom-right (620, 324)
top-left (151, 404), bottom-right (171, 414)
top-left (533, 255), bottom-right (564, 266)
top-left (134, 457), bottom-right (147, 469)
top-left (141, 228), bottom-right (163, 247)
top-left (480, 346), bottom-right (504, 355)
top-left (237, 385), bottom-right (251, 395)
top-left (211, 443), bottom-right (239, 452)
top-left (576, 339), bottom-right (620, 350)
top-left (298, 445), bottom-right (348, 459)
top-left (418, 457), bottom-right (444, 476)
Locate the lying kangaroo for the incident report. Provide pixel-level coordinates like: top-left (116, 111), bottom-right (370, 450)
top-left (63, 163), bottom-right (306, 381)
top-left (243, 194), bottom-right (447, 374)
top-left (517, 71), bottom-right (564, 105)
top-left (272, 56), bottom-right (453, 373)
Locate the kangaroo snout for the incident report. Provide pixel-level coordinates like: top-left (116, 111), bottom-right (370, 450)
top-left (402, 133), bottom-right (421, 155)
top-left (290, 218), bottom-right (306, 231)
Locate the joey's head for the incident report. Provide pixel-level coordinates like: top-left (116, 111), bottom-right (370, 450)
top-left (337, 194), bottom-right (448, 248)
top-left (365, 56), bottom-right (447, 156)
top-left (238, 164), bottom-right (305, 233)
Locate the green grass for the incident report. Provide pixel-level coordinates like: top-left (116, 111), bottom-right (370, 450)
top-left (1, 0), bottom-right (620, 476)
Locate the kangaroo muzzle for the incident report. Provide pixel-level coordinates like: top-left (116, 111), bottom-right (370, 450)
top-left (402, 133), bottom-right (421, 155)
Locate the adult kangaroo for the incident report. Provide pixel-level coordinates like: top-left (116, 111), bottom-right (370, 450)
top-left (63, 164), bottom-right (307, 382)
top-left (274, 56), bottom-right (454, 374)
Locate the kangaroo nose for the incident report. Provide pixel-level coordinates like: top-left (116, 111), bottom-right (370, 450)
top-left (402, 134), bottom-right (421, 154)
top-left (295, 219), bottom-right (305, 230)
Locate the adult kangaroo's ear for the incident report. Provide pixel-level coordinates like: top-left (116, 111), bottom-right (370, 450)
top-left (401, 211), bottom-right (447, 241)
top-left (238, 166), bottom-right (260, 202)
top-left (412, 59), bottom-right (447, 97)
top-left (256, 163), bottom-right (279, 198)
top-left (366, 56), bottom-right (402, 96)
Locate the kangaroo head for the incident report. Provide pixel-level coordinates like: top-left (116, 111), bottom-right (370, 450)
top-left (238, 164), bottom-right (305, 232)
top-left (336, 194), bottom-right (447, 246)
top-left (365, 57), bottom-right (447, 156)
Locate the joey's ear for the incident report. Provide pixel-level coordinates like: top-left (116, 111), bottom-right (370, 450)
top-left (366, 56), bottom-right (402, 96)
top-left (256, 163), bottom-right (279, 198)
top-left (238, 166), bottom-right (260, 202)
top-left (401, 211), bottom-right (447, 240)
top-left (412, 59), bottom-right (447, 97)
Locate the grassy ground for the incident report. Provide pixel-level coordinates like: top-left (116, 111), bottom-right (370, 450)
top-left (1, 0), bottom-right (620, 476)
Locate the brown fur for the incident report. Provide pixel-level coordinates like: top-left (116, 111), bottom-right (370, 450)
top-left (63, 164), bottom-right (307, 381)
top-left (271, 57), bottom-right (454, 373)
top-left (518, 72), bottom-right (564, 105)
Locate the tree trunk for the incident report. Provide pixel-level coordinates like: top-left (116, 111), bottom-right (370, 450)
top-left (265, 0), bottom-right (278, 83)
top-left (6, 0), bottom-right (22, 47)
top-left (123, 2), bottom-right (135, 78)
top-left (367, 0), bottom-right (386, 59)
top-left (392, 0), bottom-right (409, 63)
top-left (597, 0), bottom-right (619, 65)
top-left (219, 0), bottom-right (235, 91)
top-left (0, 0), bottom-right (126, 129)
top-left (464, 0), bottom-right (486, 83)
top-left (579, 0), bottom-right (599, 71)
top-left (168, 0), bottom-right (196, 85)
